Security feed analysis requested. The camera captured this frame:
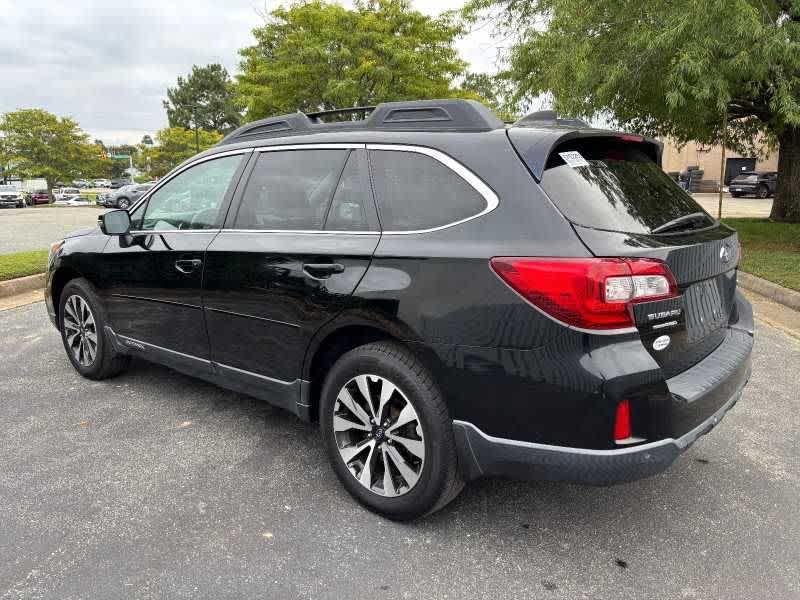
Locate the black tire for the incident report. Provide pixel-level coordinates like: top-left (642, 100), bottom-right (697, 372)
top-left (730, 192), bottom-right (742, 198)
top-left (320, 341), bottom-right (464, 520)
top-left (58, 278), bottom-right (130, 380)
top-left (117, 197), bottom-right (130, 209)
top-left (757, 185), bottom-right (769, 199)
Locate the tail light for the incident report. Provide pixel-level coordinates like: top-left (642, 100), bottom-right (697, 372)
top-left (490, 257), bottom-right (678, 330)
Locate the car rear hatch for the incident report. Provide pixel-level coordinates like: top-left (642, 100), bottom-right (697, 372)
top-left (508, 129), bottom-right (740, 378)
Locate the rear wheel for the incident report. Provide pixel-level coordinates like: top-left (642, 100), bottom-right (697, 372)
top-left (320, 341), bottom-right (463, 520)
top-left (59, 278), bottom-right (130, 380)
top-left (757, 184), bottom-right (769, 199)
top-left (730, 192), bottom-right (742, 198)
top-left (117, 197), bottom-right (131, 209)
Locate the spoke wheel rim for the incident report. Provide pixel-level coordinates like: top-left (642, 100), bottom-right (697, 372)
top-left (63, 294), bottom-right (98, 367)
top-left (333, 374), bottom-right (425, 498)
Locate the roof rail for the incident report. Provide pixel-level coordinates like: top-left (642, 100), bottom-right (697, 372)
top-left (513, 110), bottom-right (590, 129)
top-left (218, 99), bottom-right (504, 145)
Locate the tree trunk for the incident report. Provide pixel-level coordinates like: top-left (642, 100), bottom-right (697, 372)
top-left (769, 126), bottom-right (800, 222)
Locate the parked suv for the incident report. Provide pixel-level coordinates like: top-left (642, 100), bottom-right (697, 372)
top-left (45, 100), bottom-right (753, 520)
top-left (729, 171), bottom-right (777, 198)
top-left (102, 183), bottom-right (154, 209)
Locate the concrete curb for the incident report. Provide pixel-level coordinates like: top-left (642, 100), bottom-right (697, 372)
top-left (738, 271), bottom-right (800, 312)
top-left (0, 273), bottom-right (45, 299)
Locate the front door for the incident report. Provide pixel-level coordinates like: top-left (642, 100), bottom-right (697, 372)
top-left (100, 151), bottom-right (249, 367)
top-left (202, 146), bottom-right (379, 411)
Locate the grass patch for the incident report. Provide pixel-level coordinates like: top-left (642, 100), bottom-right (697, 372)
top-left (724, 218), bottom-right (800, 291)
top-left (0, 249), bottom-right (49, 282)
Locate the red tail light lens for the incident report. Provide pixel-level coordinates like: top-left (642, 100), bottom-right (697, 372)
top-left (613, 399), bottom-right (632, 441)
top-left (489, 257), bottom-right (678, 330)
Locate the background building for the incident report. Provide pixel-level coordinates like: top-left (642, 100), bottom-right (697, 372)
top-left (661, 139), bottom-right (778, 187)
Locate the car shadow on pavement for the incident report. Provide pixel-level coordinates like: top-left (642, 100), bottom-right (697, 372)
top-left (116, 357), bottom-right (741, 548)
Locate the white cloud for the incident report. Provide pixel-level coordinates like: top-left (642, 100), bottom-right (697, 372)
top-left (0, 0), bottom-right (501, 145)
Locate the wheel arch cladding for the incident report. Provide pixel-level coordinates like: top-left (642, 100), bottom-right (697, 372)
top-left (51, 266), bottom-right (83, 322)
top-left (304, 324), bottom-right (447, 422)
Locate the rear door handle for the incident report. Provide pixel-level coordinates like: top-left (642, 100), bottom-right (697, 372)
top-left (303, 262), bottom-right (345, 279)
top-left (174, 258), bottom-right (202, 274)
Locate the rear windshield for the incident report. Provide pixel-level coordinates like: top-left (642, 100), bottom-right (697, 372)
top-left (539, 138), bottom-right (715, 234)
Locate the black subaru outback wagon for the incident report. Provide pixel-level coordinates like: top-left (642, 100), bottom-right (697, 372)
top-left (45, 100), bottom-right (753, 520)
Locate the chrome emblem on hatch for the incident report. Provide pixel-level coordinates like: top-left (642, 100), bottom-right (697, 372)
top-left (652, 335), bottom-right (671, 351)
top-left (720, 244), bottom-right (732, 264)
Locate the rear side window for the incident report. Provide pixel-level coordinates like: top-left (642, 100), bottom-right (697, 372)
top-left (234, 149), bottom-right (348, 230)
top-left (324, 151), bottom-right (374, 231)
top-left (369, 149), bottom-right (488, 232)
top-left (540, 138), bottom-right (715, 234)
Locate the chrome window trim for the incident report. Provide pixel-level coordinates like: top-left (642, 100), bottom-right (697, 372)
top-left (127, 228), bottom-right (222, 235)
top-left (254, 143), bottom-right (366, 152)
top-left (130, 143), bottom-right (500, 236)
top-left (219, 229), bottom-right (379, 236)
top-left (127, 147), bottom-right (254, 214)
top-left (367, 143), bottom-right (500, 235)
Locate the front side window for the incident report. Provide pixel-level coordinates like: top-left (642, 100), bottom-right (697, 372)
top-left (233, 149), bottom-right (349, 230)
top-left (369, 150), bottom-right (488, 232)
top-left (139, 155), bottom-right (242, 231)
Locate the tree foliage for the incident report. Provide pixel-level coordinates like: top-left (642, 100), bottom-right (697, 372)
top-left (164, 64), bottom-right (241, 132)
top-left (0, 109), bottom-right (106, 192)
top-left (137, 127), bottom-right (223, 178)
top-left (467, 0), bottom-right (800, 221)
top-left (237, 0), bottom-right (469, 120)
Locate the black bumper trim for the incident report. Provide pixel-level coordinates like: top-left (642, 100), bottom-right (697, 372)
top-left (454, 376), bottom-right (747, 484)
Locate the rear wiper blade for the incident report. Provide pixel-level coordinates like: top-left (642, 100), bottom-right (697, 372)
top-left (651, 212), bottom-right (711, 234)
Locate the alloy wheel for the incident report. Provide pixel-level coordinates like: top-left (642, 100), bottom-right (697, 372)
top-left (63, 294), bottom-right (98, 367)
top-left (333, 374), bottom-right (425, 497)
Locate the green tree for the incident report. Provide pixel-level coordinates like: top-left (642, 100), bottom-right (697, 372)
top-left (459, 72), bottom-right (518, 122)
top-left (139, 127), bottom-right (223, 178)
top-left (237, 0), bottom-right (468, 120)
top-left (164, 64), bottom-right (241, 132)
top-left (468, 0), bottom-right (800, 222)
top-left (0, 109), bottom-right (103, 196)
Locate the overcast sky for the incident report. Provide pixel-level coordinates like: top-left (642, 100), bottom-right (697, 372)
top-left (0, 0), bottom-right (503, 145)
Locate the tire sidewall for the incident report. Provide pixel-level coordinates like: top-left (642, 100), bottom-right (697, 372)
top-left (58, 279), bottom-right (110, 378)
top-left (320, 346), bottom-right (452, 519)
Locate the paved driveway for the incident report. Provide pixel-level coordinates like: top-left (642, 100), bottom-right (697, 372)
top-left (0, 302), bottom-right (798, 599)
top-left (0, 207), bottom-right (102, 254)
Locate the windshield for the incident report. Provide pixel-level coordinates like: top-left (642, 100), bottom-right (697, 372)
top-left (539, 138), bottom-right (715, 234)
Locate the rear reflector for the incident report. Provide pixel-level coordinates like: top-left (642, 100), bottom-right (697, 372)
top-left (613, 400), bottom-right (632, 441)
top-left (490, 257), bottom-right (678, 330)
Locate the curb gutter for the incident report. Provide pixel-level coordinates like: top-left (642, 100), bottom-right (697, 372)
top-left (738, 271), bottom-right (800, 312)
top-left (0, 273), bottom-right (46, 299)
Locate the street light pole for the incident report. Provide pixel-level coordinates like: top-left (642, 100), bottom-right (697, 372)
top-left (718, 109), bottom-right (727, 220)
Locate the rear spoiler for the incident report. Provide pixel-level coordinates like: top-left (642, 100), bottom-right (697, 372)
top-left (507, 128), bottom-right (663, 181)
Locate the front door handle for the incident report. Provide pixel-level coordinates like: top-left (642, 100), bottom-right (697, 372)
top-left (303, 262), bottom-right (345, 279)
top-left (175, 258), bottom-right (202, 274)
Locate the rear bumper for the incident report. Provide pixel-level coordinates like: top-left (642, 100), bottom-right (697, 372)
top-left (454, 324), bottom-right (753, 485)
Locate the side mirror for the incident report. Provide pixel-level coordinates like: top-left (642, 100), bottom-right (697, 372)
top-left (100, 209), bottom-right (131, 236)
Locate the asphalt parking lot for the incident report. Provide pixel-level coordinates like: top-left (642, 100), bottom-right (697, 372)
top-left (0, 207), bottom-right (102, 254)
top-left (1, 302), bottom-right (798, 599)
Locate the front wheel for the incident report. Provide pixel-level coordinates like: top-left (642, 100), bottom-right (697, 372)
top-left (59, 278), bottom-right (130, 380)
top-left (757, 185), bottom-right (769, 199)
top-left (117, 197), bottom-right (130, 209)
top-left (320, 341), bottom-right (463, 520)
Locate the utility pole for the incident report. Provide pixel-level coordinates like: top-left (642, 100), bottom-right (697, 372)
top-left (718, 109), bottom-right (727, 220)
top-left (192, 107), bottom-right (200, 153)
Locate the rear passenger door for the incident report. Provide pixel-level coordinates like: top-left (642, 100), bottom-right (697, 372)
top-left (202, 145), bottom-right (380, 410)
